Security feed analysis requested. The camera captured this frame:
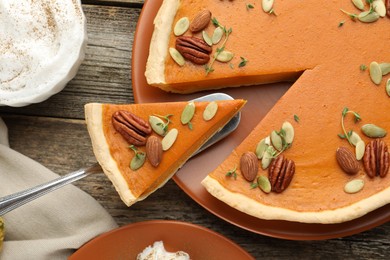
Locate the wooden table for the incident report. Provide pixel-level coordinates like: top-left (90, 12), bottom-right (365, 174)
top-left (0, 1), bottom-right (388, 258)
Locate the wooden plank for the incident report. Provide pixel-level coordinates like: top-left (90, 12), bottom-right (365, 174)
top-left (0, 5), bottom-right (139, 119)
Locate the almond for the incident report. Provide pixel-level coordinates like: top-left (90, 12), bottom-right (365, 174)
top-left (240, 152), bottom-right (259, 181)
top-left (146, 136), bottom-right (162, 167)
top-left (336, 147), bottom-right (360, 174)
top-left (190, 10), bottom-right (212, 32)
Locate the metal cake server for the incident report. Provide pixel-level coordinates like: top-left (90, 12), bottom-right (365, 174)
top-left (0, 93), bottom-right (241, 216)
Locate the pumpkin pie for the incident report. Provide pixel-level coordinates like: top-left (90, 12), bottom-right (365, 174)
top-left (84, 99), bottom-right (245, 206)
top-left (145, 0), bottom-right (390, 223)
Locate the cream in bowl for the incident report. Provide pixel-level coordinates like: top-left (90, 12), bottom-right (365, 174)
top-left (0, 0), bottom-right (87, 107)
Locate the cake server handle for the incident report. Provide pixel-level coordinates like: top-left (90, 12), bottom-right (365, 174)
top-left (0, 163), bottom-right (102, 216)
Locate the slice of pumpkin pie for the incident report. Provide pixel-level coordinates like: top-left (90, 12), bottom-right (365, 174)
top-left (202, 105), bottom-right (390, 224)
top-left (85, 99), bottom-right (245, 206)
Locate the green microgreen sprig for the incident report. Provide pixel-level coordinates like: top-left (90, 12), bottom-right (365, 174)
top-left (225, 165), bottom-right (238, 179)
top-left (338, 107), bottom-right (361, 145)
top-left (341, 0), bottom-right (376, 22)
top-left (340, 9), bottom-right (358, 20)
top-left (206, 18), bottom-right (233, 75)
top-left (154, 114), bottom-right (173, 133)
top-left (272, 128), bottom-right (292, 158)
top-left (129, 145), bottom-right (146, 170)
top-left (130, 145), bottom-right (144, 158)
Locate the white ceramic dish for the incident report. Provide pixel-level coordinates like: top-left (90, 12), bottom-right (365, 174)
top-left (0, 0), bottom-right (87, 107)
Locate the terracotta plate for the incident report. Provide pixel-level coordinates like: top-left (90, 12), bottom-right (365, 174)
top-left (69, 220), bottom-right (254, 259)
top-left (132, 0), bottom-right (390, 240)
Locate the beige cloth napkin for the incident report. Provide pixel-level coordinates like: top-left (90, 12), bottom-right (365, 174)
top-left (0, 117), bottom-right (117, 259)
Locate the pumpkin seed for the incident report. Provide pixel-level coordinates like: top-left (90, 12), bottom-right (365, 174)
top-left (373, 0), bottom-right (386, 17)
top-left (261, 146), bottom-right (275, 169)
top-left (181, 101), bottom-right (195, 125)
top-left (358, 10), bottom-right (380, 23)
top-left (386, 79), bottom-right (390, 97)
top-left (262, 0), bottom-right (274, 13)
top-left (149, 115), bottom-right (167, 136)
top-left (271, 131), bottom-right (283, 151)
top-left (355, 140), bottom-right (365, 160)
top-left (203, 101), bottom-right (218, 121)
top-left (212, 27), bottom-right (223, 44)
top-left (361, 123), bottom-right (387, 138)
top-left (174, 17), bottom-right (189, 36)
top-left (130, 152), bottom-right (146, 171)
top-left (352, 0), bottom-right (365, 11)
top-left (202, 30), bottom-right (213, 46)
top-left (162, 128), bottom-right (178, 151)
top-left (264, 136), bottom-right (271, 145)
top-left (369, 61), bottom-right (382, 85)
top-left (169, 48), bottom-right (185, 66)
top-left (257, 176), bottom-right (271, 193)
top-left (350, 131), bottom-right (362, 146)
top-left (344, 179), bottom-right (364, 194)
top-left (255, 139), bottom-right (268, 159)
top-left (215, 50), bottom-right (234, 63)
top-left (379, 63), bottom-right (390, 75)
top-left (282, 121), bottom-right (294, 144)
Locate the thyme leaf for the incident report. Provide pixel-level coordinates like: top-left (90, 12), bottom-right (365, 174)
top-left (250, 182), bottom-right (259, 189)
top-left (246, 3), bottom-right (254, 10)
top-left (238, 57), bottom-right (248, 68)
top-left (293, 114), bottom-right (300, 123)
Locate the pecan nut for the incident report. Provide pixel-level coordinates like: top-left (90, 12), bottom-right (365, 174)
top-left (112, 110), bottom-right (152, 146)
top-left (268, 155), bottom-right (295, 193)
top-left (363, 139), bottom-right (389, 178)
top-left (175, 36), bottom-right (212, 65)
top-left (386, 0), bottom-right (390, 18)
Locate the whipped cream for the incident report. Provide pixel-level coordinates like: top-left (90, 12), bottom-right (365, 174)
top-left (0, 0), bottom-right (87, 106)
top-left (137, 241), bottom-right (190, 260)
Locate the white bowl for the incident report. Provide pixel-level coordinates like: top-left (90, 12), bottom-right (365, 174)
top-left (0, 0), bottom-right (87, 107)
